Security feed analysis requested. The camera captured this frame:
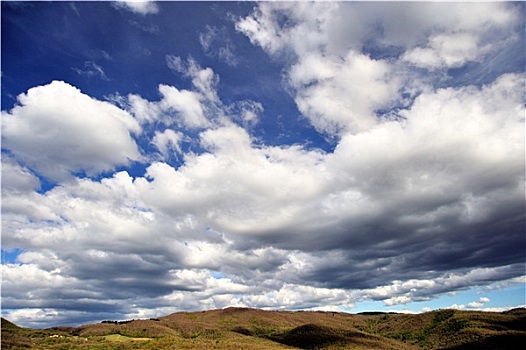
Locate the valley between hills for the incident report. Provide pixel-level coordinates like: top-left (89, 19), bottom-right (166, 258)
top-left (2, 307), bottom-right (525, 349)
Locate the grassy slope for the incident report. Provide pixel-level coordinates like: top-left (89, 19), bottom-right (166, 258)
top-left (1, 308), bottom-right (525, 349)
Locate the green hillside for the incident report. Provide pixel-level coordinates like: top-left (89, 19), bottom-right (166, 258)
top-left (1, 307), bottom-right (525, 349)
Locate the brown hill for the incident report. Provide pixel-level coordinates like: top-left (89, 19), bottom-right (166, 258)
top-left (1, 307), bottom-right (525, 349)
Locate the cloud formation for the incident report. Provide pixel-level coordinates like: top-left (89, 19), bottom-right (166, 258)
top-left (2, 81), bottom-right (141, 182)
top-left (113, 0), bottom-right (159, 15)
top-left (236, 1), bottom-right (522, 136)
top-left (200, 25), bottom-right (238, 66)
top-left (1, 1), bottom-right (524, 328)
top-left (72, 61), bottom-right (109, 81)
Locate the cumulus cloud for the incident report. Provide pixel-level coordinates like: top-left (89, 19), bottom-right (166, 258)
top-left (7, 69), bottom-right (521, 320)
top-left (1, 81), bottom-right (142, 182)
top-left (126, 93), bottom-right (162, 125)
top-left (402, 32), bottom-right (486, 69)
top-left (235, 2), bottom-right (337, 58)
top-left (1, 157), bottom-right (40, 192)
top-left (158, 84), bottom-right (210, 128)
top-left (236, 1), bottom-right (522, 137)
top-left (2, 1), bottom-right (524, 328)
top-left (467, 297), bottom-right (491, 308)
top-left (237, 2), bottom-right (519, 57)
top-left (139, 123), bottom-right (329, 239)
top-left (288, 51), bottom-right (399, 134)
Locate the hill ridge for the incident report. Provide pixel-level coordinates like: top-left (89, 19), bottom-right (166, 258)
top-left (2, 307), bottom-right (526, 349)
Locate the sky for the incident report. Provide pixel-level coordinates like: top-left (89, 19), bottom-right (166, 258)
top-left (1, 0), bottom-right (525, 328)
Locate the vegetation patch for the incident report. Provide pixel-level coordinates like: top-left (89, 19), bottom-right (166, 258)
top-left (274, 323), bottom-right (347, 349)
top-left (105, 334), bottom-right (135, 342)
top-left (104, 334), bottom-right (152, 342)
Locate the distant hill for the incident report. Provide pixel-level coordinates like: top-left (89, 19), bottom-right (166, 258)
top-left (2, 307), bottom-right (525, 349)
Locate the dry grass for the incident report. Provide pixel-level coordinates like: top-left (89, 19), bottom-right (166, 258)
top-left (2, 307), bottom-right (525, 349)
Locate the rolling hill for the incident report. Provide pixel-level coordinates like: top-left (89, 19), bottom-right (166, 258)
top-left (1, 307), bottom-right (525, 349)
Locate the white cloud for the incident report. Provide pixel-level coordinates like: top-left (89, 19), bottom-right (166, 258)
top-left (2, 2), bottom-right (524, 328)
top-left (321, 73), bottom-right (524, 237)
top-left (483, 306), bottom-right (526, 313)
top-left (236, 2), bottom-right (521, 137)
top-left (384, 296), bottom-right (413, 306)
top-left (228, 100), bottom-right (263, 128)
top-left (127, 93), bottom-right (162, 125)
top-left (165, 55), bottom-right (185, 73)
top-left (1, 81), bottom-right (142, 182)
top-left (236, 2), bottom-right (337, 58)
top-left (151, 129), bottom-right (184, 158)
top-left (158, 85), bottom-right (209, 129)
top-left (402, 31), bottom-right (506, 70)
top-left (468, 301), bottom-right (484, 308)
top-left (449, 304), bottom-right (466, 310)
top-left (5, 71), bottom-right (522, 323)
top-left (120, 57), bottom-right (228, 130)
top-left (124, 72), bottom-right (216, 129)
top-left (288, 51), bottom-right (399, 134)
top-left (166, 56), bottom-right (219, 103)
top-left (1, 157), bottom-right (40, 192)
top-left (2, 192), bottom-right (61, 223)
top-left (141, 124), bottom-right (327, 236)
top-left (236, 2), bottom-right (518, 58)
top-left (113, 0), bottom-right (158, 15)
top-left (468, 297), bottom-right (491, 308)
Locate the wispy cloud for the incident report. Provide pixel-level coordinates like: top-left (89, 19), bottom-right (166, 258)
top-left (72, 61), bottom-right (109, 81)
top-left (128, 19), bottom-right (159, 34)
top-left (200, 25), bottom-right (238, 66)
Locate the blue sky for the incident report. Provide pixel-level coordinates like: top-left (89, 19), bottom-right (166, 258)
top-left (1, 1), bottom-right (525, 328)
